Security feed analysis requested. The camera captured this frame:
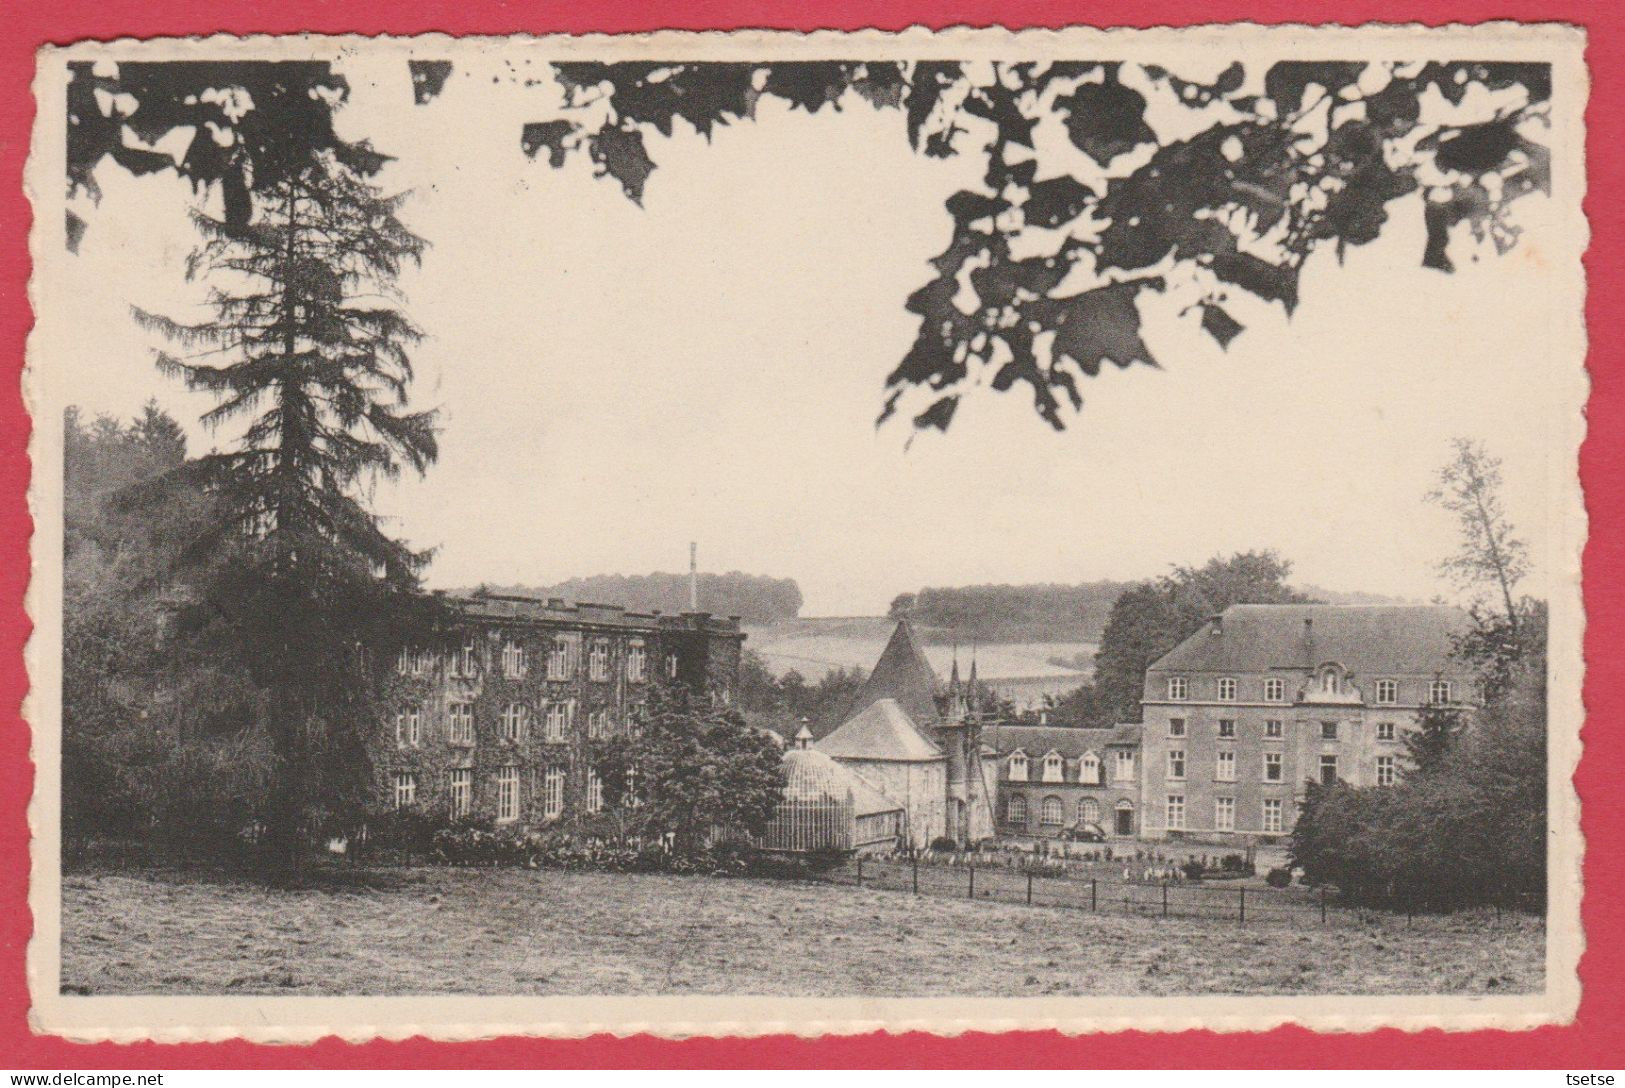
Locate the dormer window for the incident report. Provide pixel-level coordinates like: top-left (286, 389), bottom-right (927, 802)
top-left (1319, 667), bottom-right (1339, 695)
top-left (1079, 752), bottom-right (1101, 785)
top-left (1008, 752), bottom-right (1029, 782)
top-left (1041, 751), bottom-right (1064, 782)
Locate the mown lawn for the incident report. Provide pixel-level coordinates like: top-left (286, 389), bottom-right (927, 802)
top-left (59, 865), bottom-right (1543, 997)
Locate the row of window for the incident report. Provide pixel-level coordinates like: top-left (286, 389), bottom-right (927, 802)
top-left (392, 765), bottom-right (625, 822)
top-left (398, 640), bottom-right (668, 683)
top-left (1162, 748), bottom-right (1398, 785)
top-left (1166, 717), bottom-right (1402, 741)
top-left (1162, 675), bottom-right (1453, 705)
top-left (1006, 749), bottom-right (1135, 784)
top-left (1161, 794), bottom-right (1288, 833)
top-left (394, 700), bottom-right (619, 747)
top-left (1005, 794), bottom-right (1134, 827)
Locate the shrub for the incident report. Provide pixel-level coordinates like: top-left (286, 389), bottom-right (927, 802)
top-left (1181, 859), bottom-right (1206, 881)
top-left (430, 819), bottom-right (534, 867)
top-left (1264, 867), bottom-right (1293, 889)
top-left (366, 807), bottom-right (452, 863)
top-left (929, 836), bottom-right (959, 853)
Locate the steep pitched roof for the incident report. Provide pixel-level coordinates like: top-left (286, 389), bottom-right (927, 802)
top-left (817, 698), bottom-right (943, 763)
top-left (1148, 604), bottom-right (1472, 677)
top-left (837, 619), bottom-right (943, 729)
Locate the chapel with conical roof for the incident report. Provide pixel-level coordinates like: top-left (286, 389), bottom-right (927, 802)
top-left (813, 620), bottom-right (999, 849)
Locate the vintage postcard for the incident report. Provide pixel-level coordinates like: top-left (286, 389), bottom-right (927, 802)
top-left (23, 23), bottom-right (1587, 1041)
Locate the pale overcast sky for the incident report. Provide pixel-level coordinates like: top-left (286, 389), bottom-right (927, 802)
top-left (45, 54), bottom-right (1573, 616)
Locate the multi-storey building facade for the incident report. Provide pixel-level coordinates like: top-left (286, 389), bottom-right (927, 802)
top-left (1138, 604), bottom-right (1475, 843)
top-left (991, 723), bottom-right (1143, 841)
top-left (379, 594), bottom-right (744, 828)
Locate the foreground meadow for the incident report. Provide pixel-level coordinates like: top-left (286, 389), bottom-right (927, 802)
top-left (60, 865), bottom-right (1542, 997)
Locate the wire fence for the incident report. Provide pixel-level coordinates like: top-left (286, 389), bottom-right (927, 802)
top-left (812, 856), bottom-right (1540, 928)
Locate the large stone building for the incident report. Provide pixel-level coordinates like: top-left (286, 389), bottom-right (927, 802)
top-left (1137, 604), bottom-right (1476, 843)
top-left (989, 723), bottom-right (1143, 841)
top-left (379, 594), bottom-right (744, 828)
top-left (814, 620), bottom-right (999, 849)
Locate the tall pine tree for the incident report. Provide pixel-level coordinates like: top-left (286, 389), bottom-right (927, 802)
top-left (135, 148), bottom-right (439, 867)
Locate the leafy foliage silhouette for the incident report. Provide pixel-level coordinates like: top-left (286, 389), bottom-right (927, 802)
top-left (70, 58), bottom-right (1550, 432)
top-left (525, 59), bottom-right (1550, 432)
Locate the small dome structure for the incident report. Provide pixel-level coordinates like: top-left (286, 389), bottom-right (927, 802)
top-left (760, 746), bottom-right (905, 854)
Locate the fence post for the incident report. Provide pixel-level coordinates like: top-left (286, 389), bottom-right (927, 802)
top-left (1091, 878), bottom-right (1097, 912)
top-left (968, 865), bottom-right (976, 899)
top-left (912, 856), bottom-right (919, 895)
top-left (856, 855), bottom-right (862, 887)
top-left (1319, 887), bottom-right (1327, 924)
top-left (1239, 886), bottom-right (1246, 925)
top-left (1026, 871), bottom-right (1034, 905)
top-left (1162, 881), bottom-right (1169, 918)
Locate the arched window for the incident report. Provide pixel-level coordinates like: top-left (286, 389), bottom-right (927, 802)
top-left (1040, 796), bottom-right (1065, 826)
top-left (1041, 751), bottom-right (1064, 782)
top-left (1079, 797), bottom-right (1100, 825)
top-left (1078, 752), bottom-right (1101, 784)
top-left (1007, 752), bottom-right (1029, 781)
top-left (1005, 794), bottom-right (1028, 824)
top-left (1320, 666), bottom-right (1339, 694)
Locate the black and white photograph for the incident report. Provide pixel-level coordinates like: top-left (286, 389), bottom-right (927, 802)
top-left (23, 25), bottom-right (1586, 1039)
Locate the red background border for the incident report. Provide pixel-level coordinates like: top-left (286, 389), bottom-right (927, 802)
top-left (2, 1), bottom-right (1619, 1069)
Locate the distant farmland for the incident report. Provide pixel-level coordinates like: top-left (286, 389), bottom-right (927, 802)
top-left (743, 617), bottom-right (1094, 707)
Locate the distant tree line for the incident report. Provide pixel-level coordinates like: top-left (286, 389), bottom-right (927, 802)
top-left (889, 582), bottom-right (1133, 642)
top-left (1037, 552), bottom-right (1315, 727)
top-left (476, 572), bottom-right (803, 625)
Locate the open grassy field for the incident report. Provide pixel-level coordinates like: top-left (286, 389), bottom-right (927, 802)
top-left (60, 865), bottom-right (1542, 997)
